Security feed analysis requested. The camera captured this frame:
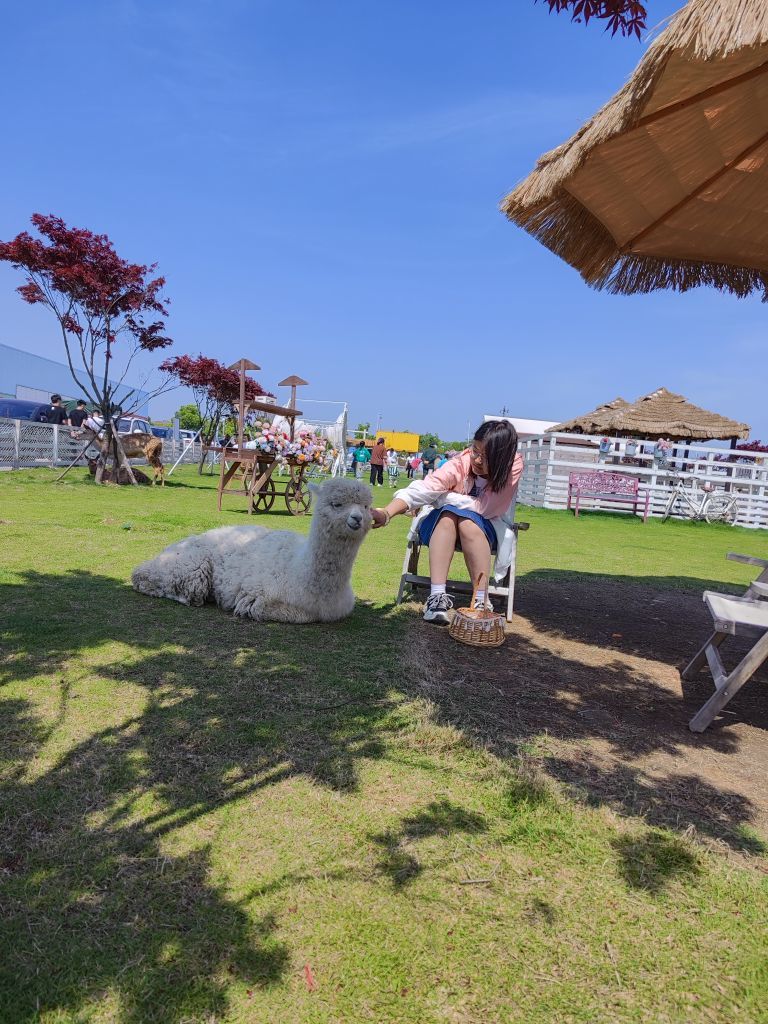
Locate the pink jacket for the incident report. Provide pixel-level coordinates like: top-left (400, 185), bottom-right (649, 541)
top-left (412, 448), bottom-right (524, 519)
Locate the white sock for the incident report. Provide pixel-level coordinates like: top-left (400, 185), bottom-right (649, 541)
top-left (475, 589), bottom-right (486, 603)
top-left (430, 583), bottom-right (446, 597)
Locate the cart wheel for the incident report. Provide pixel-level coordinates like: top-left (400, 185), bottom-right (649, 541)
top-left (252, 477), bottom-right (276, 512)
top-left (285, 478), bottom-right (311, 515)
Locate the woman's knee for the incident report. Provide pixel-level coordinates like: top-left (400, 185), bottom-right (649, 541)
top-left (457, 517), bottom-right (484, 541)
top-left (434, 512), bottom-right (460, 533)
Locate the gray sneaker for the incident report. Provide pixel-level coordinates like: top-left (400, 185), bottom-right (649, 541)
top-left (423, 592), bottom-right (454, 624)
top-left (473, 595), bottom-right (492, 611)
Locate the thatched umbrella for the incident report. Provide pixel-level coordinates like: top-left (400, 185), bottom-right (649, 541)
top-left (602, 387), bottom-right (750, 441)
top-left (502, 0), bottom-right (768, 299)
top-left (550, 397), bottom-right (629, 434)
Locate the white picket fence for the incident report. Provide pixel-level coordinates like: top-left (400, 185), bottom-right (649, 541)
top-left (0, 418), bottom-right (203, 470)
top-left (517, 432), bottom-right (768, 530)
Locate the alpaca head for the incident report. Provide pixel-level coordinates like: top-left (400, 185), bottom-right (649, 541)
top-left (309, 478), bottom-right (373, 542)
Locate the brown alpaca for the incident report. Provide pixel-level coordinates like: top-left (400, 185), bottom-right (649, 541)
top-left (94, 432), bottom-right (165, 485)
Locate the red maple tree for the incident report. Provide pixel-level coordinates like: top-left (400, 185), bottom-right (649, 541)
top-left (0, 214), bottom-right (173, 479)
top-left (160, 354), bottom-right (273, 470)
top-left (540, 0), bottom-right (647, 37)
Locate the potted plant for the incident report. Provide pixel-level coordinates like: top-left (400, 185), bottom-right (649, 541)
top-left (624, 439), bottom-right (638, 457)
top-left (599, 437), bottom-right (613, 456)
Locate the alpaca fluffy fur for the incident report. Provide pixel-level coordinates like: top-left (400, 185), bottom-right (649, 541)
top-left (131, 478), bottom-right (373, 622)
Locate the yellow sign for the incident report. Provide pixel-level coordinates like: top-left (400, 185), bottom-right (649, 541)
top-left (378, 431), bottom-right (420, 453)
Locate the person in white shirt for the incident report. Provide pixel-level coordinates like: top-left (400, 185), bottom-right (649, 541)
top-left (386, 448), bottom-right (399, 486)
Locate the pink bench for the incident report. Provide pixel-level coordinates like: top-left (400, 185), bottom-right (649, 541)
top-left (568, 471), bottom-right (650, 522)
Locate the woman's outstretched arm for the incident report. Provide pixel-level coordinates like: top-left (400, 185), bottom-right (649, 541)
top-left (371, 497), bottom-right (408, 529)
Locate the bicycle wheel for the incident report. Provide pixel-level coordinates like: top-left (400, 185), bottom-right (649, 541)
top-left (704, 495), bottom-right (740, 525)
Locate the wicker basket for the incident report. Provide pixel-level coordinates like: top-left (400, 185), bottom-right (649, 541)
top-left (448, 573), bottom-right (506, 648)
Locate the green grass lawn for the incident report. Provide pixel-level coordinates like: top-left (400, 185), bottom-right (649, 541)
top-left (1, 467), bottom-right (767, 1024)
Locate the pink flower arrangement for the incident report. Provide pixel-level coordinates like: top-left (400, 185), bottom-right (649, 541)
top-left (250, 421), bottom-right (334, 465)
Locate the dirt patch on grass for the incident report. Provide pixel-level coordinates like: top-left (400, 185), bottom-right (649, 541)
top-left (406, 573), bottom-right (768, 857)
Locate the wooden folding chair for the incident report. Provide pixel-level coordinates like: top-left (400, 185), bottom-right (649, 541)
top-left (682, 591), bottom-right (768, 732)
top-left (395, 514), bottom-right (529, 622)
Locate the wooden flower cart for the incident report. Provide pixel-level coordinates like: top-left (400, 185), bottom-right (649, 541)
top-left (215, 450), bottom-right (313, 515)
top-left (215, 359), bottom-right (312, 516)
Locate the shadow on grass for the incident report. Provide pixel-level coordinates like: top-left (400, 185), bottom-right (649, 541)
top-left (370, 798), bottom-right (488, 888)
top-left (2, 561), bottom-right (766, 1020)
top-left (518, 568), bottom-right (768, 732)
top-left (404, 568), bottom-right (768, 859)
top-left (611, 831), bottom-right (700, 893)
top-left (0, 569), bottom-right (404, 1023)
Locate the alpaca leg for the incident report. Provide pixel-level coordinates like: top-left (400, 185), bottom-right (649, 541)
top-left (232, 591), bottom-right (267, 620)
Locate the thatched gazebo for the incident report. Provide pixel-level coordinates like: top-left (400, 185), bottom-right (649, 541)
top-left (550, 397), bottom-right (629, 435)
top-left (553, 387), bottom-right (749, 442)
top-left (501, 0), bottom-right (768, 300)
top-left (601, 387), bottom-right (750, 442)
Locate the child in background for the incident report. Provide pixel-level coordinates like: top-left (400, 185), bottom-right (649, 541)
top-left (386, 448), bottom-right (399, 485)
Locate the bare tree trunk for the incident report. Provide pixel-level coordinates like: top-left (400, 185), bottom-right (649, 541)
top-left (113, 433), bottom-right (138, 485)
top-left (95, 422), bottom-right (138, 485)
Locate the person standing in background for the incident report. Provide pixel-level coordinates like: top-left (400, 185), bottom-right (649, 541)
top-left (353, 441), bottom-right (370, 479)
top-left (421, 442), bottom-right (438, 477)
top-left (369, 437), bottom-right (386, 487)
top-left (386, 447), bottom-right (399, 486)
top-left (45, 394), bottom-right (70, 426)
top-left (68, 400), bottom-right (88, 430)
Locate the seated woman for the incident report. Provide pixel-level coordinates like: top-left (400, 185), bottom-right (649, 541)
top-left (371, 420), bottom-right (523, 623)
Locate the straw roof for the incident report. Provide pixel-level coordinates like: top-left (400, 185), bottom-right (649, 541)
top-left (550, 397), bottom-right (629, 434)
top-left (501, 0), bottom-right (768, 298)
top-left (602, 387), bottom-right (750, 440)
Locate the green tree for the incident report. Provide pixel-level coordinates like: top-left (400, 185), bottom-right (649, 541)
top-left (419, 432), bottom-right (440, 450)
top-left (174, 403), bottom-right (203, 430)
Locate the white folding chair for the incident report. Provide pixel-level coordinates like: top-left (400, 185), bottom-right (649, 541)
top-left (726, 552), bottom-right (768, 600)
top-left (395, 507), bottom-right (529, 622)
top-left (683, 591), bottom-right (768, 732)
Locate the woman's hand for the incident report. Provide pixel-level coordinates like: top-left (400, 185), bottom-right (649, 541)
top-left (371, 508), bottom-right (390, 529)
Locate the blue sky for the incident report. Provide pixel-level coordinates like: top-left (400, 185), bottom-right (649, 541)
top-left (1, 0), bottom-right (765, 441)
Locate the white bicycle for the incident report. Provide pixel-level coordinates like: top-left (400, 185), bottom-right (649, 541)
top-left (661, 475), bottom-right (740, 525)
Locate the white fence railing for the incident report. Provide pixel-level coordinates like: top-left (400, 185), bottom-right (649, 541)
top-left (517, 433), bottom-right (768, 530)
top-left (0, 418), bottom-right (203, 470)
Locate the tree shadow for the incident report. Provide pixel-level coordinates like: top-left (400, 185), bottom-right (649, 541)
top-left (370, 799), bottom-right (488, 889)
top-left (611, 832), bottom-right (700, 894)
top-left (518, 567), bottom-right (754, 664)
top-left (0, 569), bottom-right (402, 1021)
top-left (402, 569), bottom-right (768, 856)
top-left (0, 700), bottom-right (290, 1022)
top-left (524, 896), bottom-right (558, 927)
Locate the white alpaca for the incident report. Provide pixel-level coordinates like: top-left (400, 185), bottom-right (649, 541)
top-left (131, 478), bottom-right (373, 623)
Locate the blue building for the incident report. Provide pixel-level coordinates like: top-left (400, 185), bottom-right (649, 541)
top-left (0, 342), bottom-right (151, 415)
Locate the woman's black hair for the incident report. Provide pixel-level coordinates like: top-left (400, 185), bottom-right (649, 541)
top-left (473, 419), bottom-right (518, 492)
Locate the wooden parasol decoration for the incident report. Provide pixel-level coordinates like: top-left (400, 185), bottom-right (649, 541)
top-left (217, 358), bottom-right (310, 516)
top-left (278, 374), bottom-right (309, 440)
top-left (502, 0), bottom-right (768, 299)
